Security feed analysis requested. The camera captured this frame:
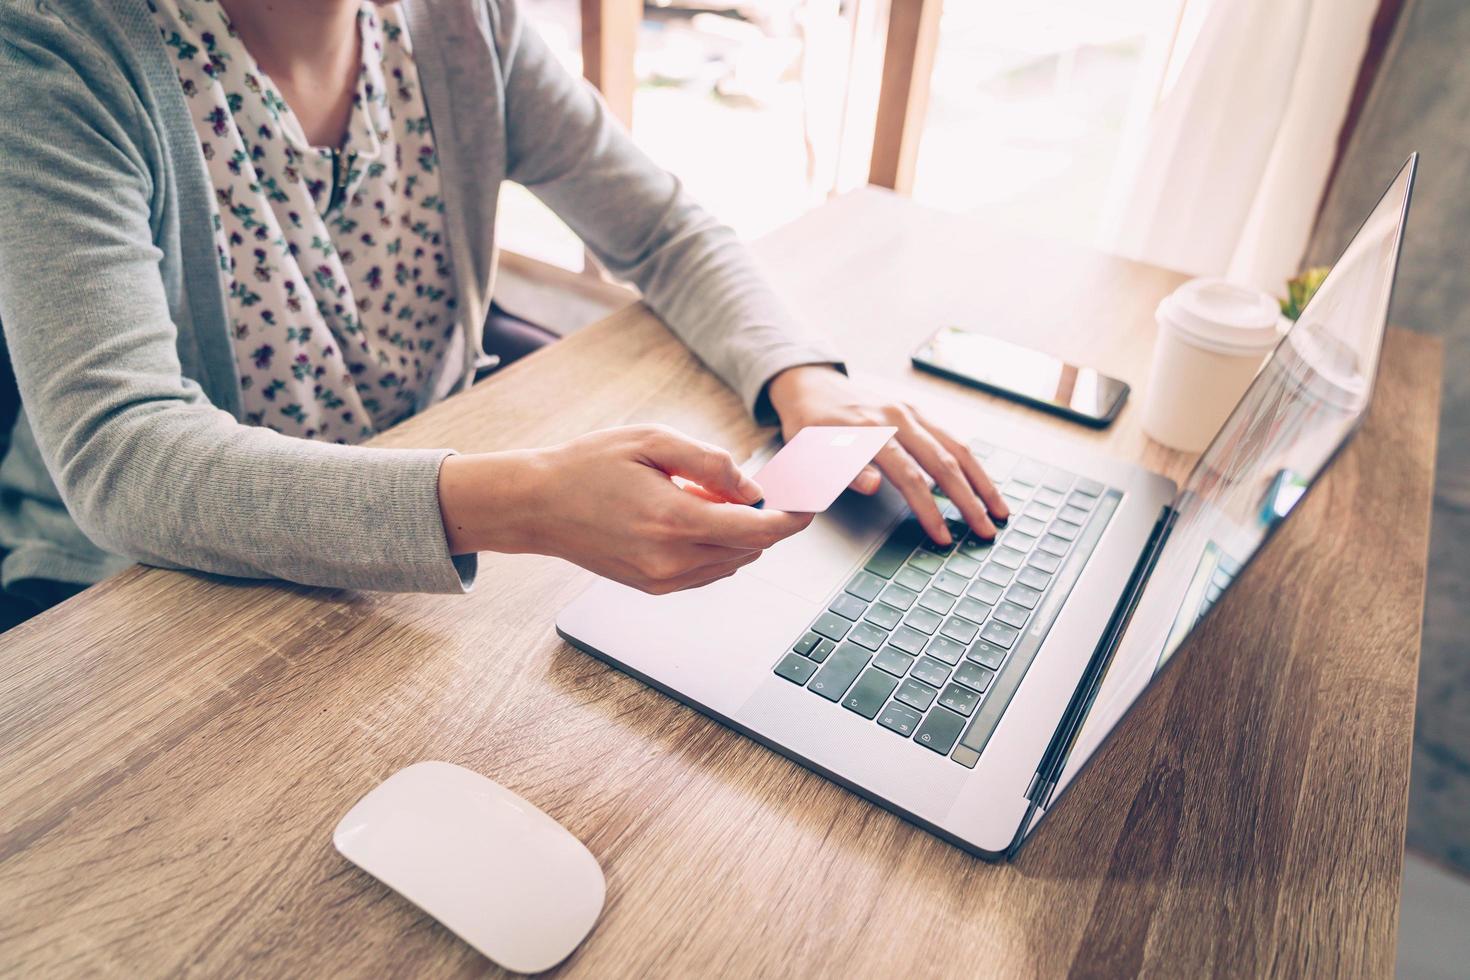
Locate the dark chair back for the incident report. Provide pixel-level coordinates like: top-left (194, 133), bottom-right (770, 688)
top-left (0, 338), bottom-right (19, 458)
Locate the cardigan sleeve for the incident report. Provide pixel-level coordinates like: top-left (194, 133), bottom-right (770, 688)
top-left (0, 9), bottom-right (474, 594)
top-left (493, 0), bottom-right (844, 422)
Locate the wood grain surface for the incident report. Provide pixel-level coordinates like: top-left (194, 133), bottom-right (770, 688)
top-left (0, 190), bottom-right (1441, 977)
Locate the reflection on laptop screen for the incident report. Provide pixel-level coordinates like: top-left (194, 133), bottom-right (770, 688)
top-left (1052, 158), bottom-right (1415, 797)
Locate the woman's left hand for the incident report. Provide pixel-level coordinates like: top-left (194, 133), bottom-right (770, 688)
top-left (764, 365), bottom-right (1009, 545)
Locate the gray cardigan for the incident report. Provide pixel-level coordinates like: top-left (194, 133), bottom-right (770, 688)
top-left (0, 0), bottom-right (837, 594)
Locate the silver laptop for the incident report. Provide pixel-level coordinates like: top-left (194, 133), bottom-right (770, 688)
top-left (558, 157), bottom-right (1416, 859)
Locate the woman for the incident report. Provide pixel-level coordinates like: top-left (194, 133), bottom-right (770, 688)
top-left (0, 0), bottom-right (1006, 617)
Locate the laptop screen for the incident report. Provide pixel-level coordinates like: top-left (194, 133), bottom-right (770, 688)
top-left (1047, 157), bottom-right (1416, 803)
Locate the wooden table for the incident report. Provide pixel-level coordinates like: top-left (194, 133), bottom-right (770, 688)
top-left (0, 190), bottom-right (1441, 977)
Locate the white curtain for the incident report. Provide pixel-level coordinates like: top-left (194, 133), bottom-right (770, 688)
top-left (1101, 0), bottom-right (1380, 294)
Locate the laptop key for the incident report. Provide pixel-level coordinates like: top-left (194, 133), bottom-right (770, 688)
top-left (1066, 490), bottom-right (1097, 510)
top-left (1049, 520), bottom-right (1080, 542)
top-left (873, 646), bottom-right (916, 676)
top-left (908, 551), bottom-right (943, 575)
top-left (810, 638), bottom-right (836, 663)
top-left (1015, 516), bottom-right (1047, 537)
top-left (980, 620), bottom-right (1020, 649)
top-left (993, 601), bottom-right (1030, 630)
top-left (945, 553), bottom-right (981, 578)
top-left (958, 536), bottom-right (994, 560)
top-left (1002, 478), bottom-right (1034, 499)
top-left (909, 656), bottom-right (950, 688)
top-left (904, 607), bottom-right (943, 634)
top-left (828, 593), bottom-right (868, 621)
top-left (991, 547), bottom-right (1026, 570)
top-left (938, 682), bottom-right (980, 717)
top-left (1042, 468), bottom-right (1073, 492)
top-left (926, 635), bottom-right (967, 665)
top-left (895, 677), bottom-right (940, 711)
top-left (793, 632), bottom-right (821, 656)
top-left (888, 625), bottom-right (927, 655)
top-left (849, 622), bottom-right (888, 651)
top-left (774, 653), bottom-right (818, 685)
top-left (940, 616), bottom-right (980, 645)
top-left (864, 520), bottom-right (922, 578)
top-left (843, 668), bottom-right (900, 719)
top-left (808, 643), bottom-right (870, 701)
top-left (967, 639), bottom-right (1008, 670)
top-left (1028, 551), bottom-right (1061, 574)
top-left (1006, 583), bottom-right (1042, 609)
top-left (954, 596), bottom-right (992, 623)
top-left (1038, 534), bottom-right (1070, 558)
top-left (877, 700), bottom-right (923, 737)
top-left (1016, 565), bottom-right (1051, 591)
top-left (1002, 529), bottom-right (1038, 552)
top-left (953, 661), bottom-right (995, 693)
top-left (865, 603), bottom-right (903, 631)
top-left (881, 583), bottom-right (918, 610)
top-left (918, 588), bottom-right (956, 615)
top-left (845, 570), bottom-right (887, 603)
top-left (1060, 502), bottom-right (1090, 523)
top-left (894, 566), bottom-right (930, 593)
top-left (966, 579), bottom-right (1004, 605)
top-left (915, 707), bottom-right (967, 754)
top-left (1034, 487), bottom-right (1064, 508)
top-left (1075, 477), bottom-right (1105, 497)
top-left (932, 570), bottom-right (969, 596)
top-left (979, 563), bottom-right (1014, 586)
top-left (811, 612), bottom-right (851, 642)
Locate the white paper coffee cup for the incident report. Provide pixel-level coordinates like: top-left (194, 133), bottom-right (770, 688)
top-left (1142, 278), bottom-right (1283, 452)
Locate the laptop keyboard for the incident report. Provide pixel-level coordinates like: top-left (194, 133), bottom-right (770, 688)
top-left (771, 442), bottom-right (1122, 768)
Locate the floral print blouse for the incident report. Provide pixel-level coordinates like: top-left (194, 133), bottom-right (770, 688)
top-left (149, 0), bottom-right (458, 442)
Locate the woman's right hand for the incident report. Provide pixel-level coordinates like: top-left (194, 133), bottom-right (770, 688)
top-left (437, 425), bottom-right (814, 594)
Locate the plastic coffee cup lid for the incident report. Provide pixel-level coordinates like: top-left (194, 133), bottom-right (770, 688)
top-left (1157, 278), bottom-right (1281, 355)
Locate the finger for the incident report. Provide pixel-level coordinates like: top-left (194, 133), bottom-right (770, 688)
top-left (640, 429), bottom-right (761, 504)
top-left (647, 551), bottom-right (763, 595)
top-left (673, 494), bottom-right (816, 549)
top-left (624, 537), bottom-right (760, 582)
top-left (872, 442), bottom-right (950, 544)
top-left (900, 425), bottom-right (998, 540)
top-left (682, 541), bottom-right (762, 567)
top-left (915, 409), bottom-right (1009, 522)
top-left (849, 464), bottom-right (882, 495)
top-left (679, 481), bottom-right (728, 504)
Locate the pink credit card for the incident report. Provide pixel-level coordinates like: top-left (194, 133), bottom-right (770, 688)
top-left (751, 426), bottom-right (897, 512)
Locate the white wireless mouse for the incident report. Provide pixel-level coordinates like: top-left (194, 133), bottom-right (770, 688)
top-left (333, 761), bottom-right (605, 974)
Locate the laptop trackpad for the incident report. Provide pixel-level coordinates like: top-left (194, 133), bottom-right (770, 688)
top-left (748, 484), bottom-right (906, 605)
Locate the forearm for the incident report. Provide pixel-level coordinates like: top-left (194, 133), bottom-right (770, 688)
top-left (51, 400), bottom-right (473, 592)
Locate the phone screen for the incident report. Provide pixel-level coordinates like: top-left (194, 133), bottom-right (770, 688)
top-left (913, 327), bottom-right (1129, 426)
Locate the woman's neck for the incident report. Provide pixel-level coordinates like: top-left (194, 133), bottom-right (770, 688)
top-left (217, 0), bottom-right (363, 148)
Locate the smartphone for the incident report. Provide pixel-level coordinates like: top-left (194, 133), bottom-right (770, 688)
top-left (912, 326), bottom-right (1130, 428)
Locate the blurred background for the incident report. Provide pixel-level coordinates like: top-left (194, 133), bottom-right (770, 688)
top-left (496, 4), bottom-right (1469, 974)
top-left (502, 0), bottom-right (1168, 261)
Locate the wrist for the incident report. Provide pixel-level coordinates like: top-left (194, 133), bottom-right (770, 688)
top-left (765, 363), bottom-right (840, 419)
top-left (437, 449), bottom-right (550, 556)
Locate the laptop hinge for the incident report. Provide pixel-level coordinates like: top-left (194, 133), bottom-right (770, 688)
top-left (1021, 504), bottom-right (1178, 811)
